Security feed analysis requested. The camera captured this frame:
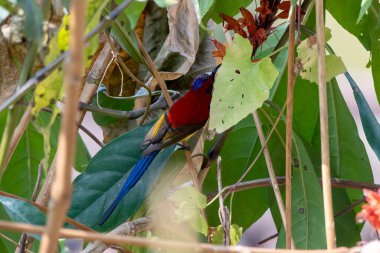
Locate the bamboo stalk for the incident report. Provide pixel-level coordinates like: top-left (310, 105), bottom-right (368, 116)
top-left (39, 1), bottom-right (87, 252)
top-left (0, 221), bottom-right (351, 253)
top-left (252, 112), bottom-right (293, 248)
top-left (315, 0), bottom-right (336, 248)
top-left (285, 4), bottom-right (297, 250)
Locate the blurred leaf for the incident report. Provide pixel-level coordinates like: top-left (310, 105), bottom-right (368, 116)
top-left (357, 0), bottom-right (372, 22)
top-left (297, 28), bottom-right (346, 84)
top-left (68, 120), bottom-right (175, 232)
top-left (345, 73), bottom-right (380, 161)
top-left (212, 224), bottom-right (243, 246)
top-left (0, 195), bottom-right (45, 226)
top-left (209, 35), bottom-right (278, 133)
top-left (169, 186), bottom-right (207, 236)
top-left (17, 0), bottom-right (43, 44)
top-left (326, 0), bottom-right (371, 50)
top-left (115, 0), bottom-right (147, 29)
top-left (207, 0), bottom-right (252, 23)
top-left (154, 0), bottom-right (179, 8)
top-left (277, 134), bottom-right (326, 249)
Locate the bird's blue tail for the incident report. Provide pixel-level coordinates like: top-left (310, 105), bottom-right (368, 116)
top-left (98, 151), bottom-right (159, 225)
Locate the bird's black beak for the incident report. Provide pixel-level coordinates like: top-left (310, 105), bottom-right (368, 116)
top-left (212, 64), bottom-right (221, 76)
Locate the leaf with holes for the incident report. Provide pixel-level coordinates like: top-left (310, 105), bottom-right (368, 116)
top-left (209, 35), bottom-right (278, 133)
top-left (297, 28), bottom-right (346, 84)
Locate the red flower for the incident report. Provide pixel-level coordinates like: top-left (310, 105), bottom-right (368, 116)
top-left (357, 189), bottom-right (380, 231)
top-left (255, 0), bottom-right (272, 20)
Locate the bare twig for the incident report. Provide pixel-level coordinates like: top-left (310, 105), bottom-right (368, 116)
top-left (315, 0), bottom-right (336, 248)
top-left (0, 220), bottom-right (352, 253)
top-left (39, 1), bottom-right (87, 251)
top-left (82, 217), bottom-right (154, 253)
top-left (104, 34), bottom-right (152, 125)
top-left (285, 4), bottom-right (297, 249)
top-left (0, 232), bottom-right (33, 253)
top-left (252, 112), bottom-right (291, 248)
top-left (217, 156), bottom-right (230, 246)
top-left (31, 162), bottom-right (43, 201)
top-left (207, 177), bottom-right (380, 203)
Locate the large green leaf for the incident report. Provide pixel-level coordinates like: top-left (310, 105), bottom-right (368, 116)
top-left (345, 73), bottom-right (380, 160)
top-left (0, 111), bottom-right (89, 199)
top-left (0, 195), bottom-right (45, 226)
top-left (204, 114), bottom-right (286, 229)
top-left (326, 0), bottom-right (371, 50)
top-left (17, 0), bottom-right (43, 44)
top-left (368, 1), bottom-right (380, 101)
top-left (277, 135), bottom-right (326, 249)
top-left (207, 0), bottom-right (252, 23)
top-left (209, 35), bottom-right (279, 133)
top-left (357, 0), bottom-right (373, 22)
top-left (68, 120), bottom-right (175, 232)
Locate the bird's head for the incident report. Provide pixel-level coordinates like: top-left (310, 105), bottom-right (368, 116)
top-left (191, 65), bottom-right (221, 94)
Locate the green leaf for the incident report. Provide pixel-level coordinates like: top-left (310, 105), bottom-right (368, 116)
top-left (277, 134), bottom-right (326, 249)
top-left (357, 0), bottom-right (372, 22)
top-left (91, 92), bottom-right (135, 126)
top-left (326, 0), bottom-right (371, 50)
top-left (297, 28), bottom-right (346, 84)
top-left (68, 120), bottom-right (175, 232)
top-left (212, 224), bottom-right (243, 246)
top-left (0, 111), bottom-right (90, 198)
top-left (209, 35), bottom-right (279, 133)
top-left (17, 0), bottom-right (43, 44)
top-left (204, 115), bottom-right (285, 229)
top-left (169, 186), bottom-right (208, 236)
top-left (344, 73), bottom-right (380, 161)
top-left (368, 2), bottom-right (380, 102)
top-left (208, 0), bottom-right (252, 23)
top-left (115, 0), bottom-right (147, 29)
top-left (0, 195), bottom-right (45, 226)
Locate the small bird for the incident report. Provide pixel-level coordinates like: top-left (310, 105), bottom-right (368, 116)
top-left (98, 65), bottom-right (220, 225)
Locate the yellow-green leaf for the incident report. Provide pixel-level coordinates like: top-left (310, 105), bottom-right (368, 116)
top-left (209, 35), bottom-right (279, 133)
top-left (297, 28), bottom-right (346, 84)
top-left (212, 224), bottom-right (243, 246)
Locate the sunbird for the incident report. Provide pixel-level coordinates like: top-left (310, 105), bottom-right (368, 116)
top-left (98, 65), bottom-right (220, 225)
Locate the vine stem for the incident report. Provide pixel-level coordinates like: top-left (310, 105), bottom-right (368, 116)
top-left (0, 220), bottom-right (353, 253)
top-left (39, 1), bottom-right (87, 251)
top-left (285, 3), bottom-right (296, 250)
top-left (315, 0), bottom-right (336, 248)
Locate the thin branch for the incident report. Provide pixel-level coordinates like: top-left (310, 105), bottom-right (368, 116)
top-left (0, 0), bottom-right (136, 113)
top-left (252, 112), bottom-right (291, 248)
top-left (285, 3), bottom-right (297, 249)
top-left (0, 232), bottom-right (33, 253)
top-left (82, 217), bottom-right (154, 253)
top-left (333, 197), bottom-right (366, 218)
top-left (315, 0), bottom-right (336, 248)
top-left (206, 177), bottom-right (380, 203)
top-left (104, 34), bottom-right (152, 125)
top-left (31, 162), bottom-right (43, 201)
top-left (39, 0), bottom-right (87, 251)
top-left (217, 156), bottom-right (230, 246)
top-left (0, 221), bottom-right (352, 253)
top-left (77, 122), bottom-right (104, 148)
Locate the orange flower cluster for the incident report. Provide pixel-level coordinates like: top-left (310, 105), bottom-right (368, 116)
top-left (356, 189), bottom-right (380, 231)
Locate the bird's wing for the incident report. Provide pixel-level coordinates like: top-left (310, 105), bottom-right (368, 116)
top-left (142, 114), bottom-right (204, 156)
